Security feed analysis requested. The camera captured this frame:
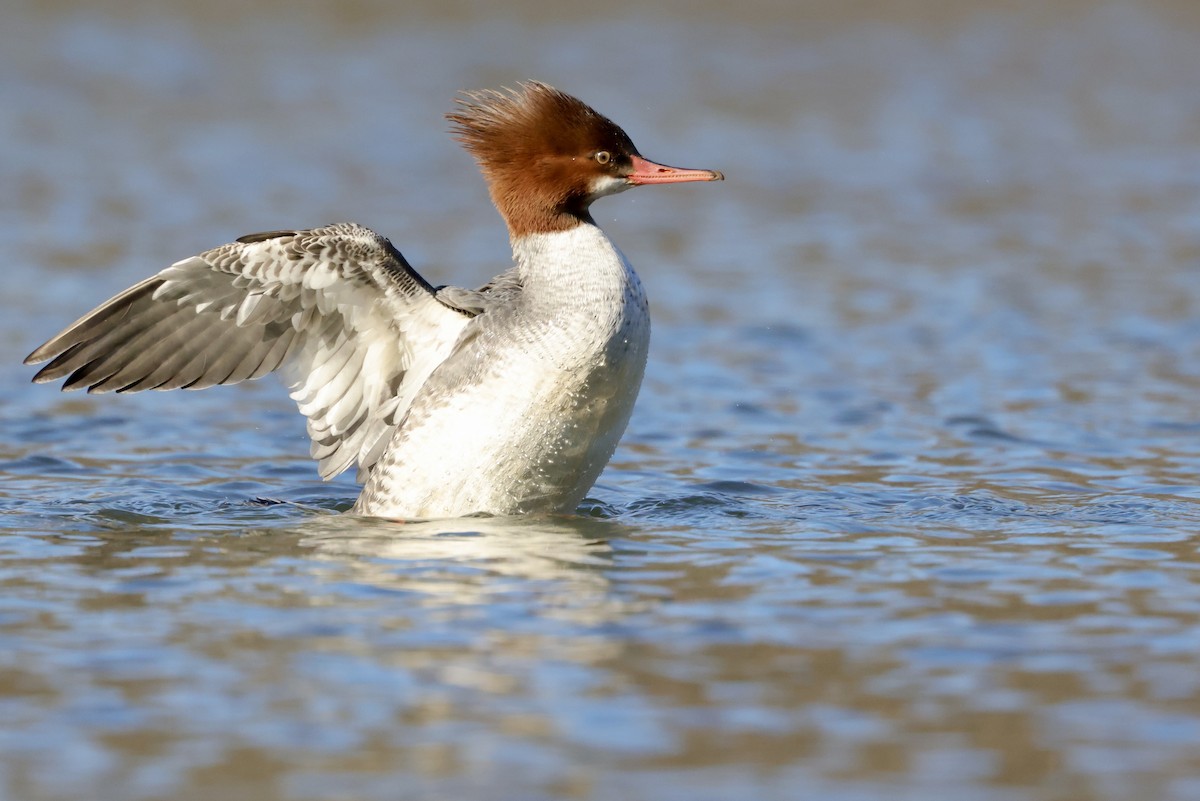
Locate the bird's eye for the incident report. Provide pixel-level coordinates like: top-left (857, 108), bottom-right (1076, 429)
top-left (594, 151), bottom-right (612, 165)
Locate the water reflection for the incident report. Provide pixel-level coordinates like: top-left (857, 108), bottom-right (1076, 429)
top-left (300, 513), bottom-right (623, 612)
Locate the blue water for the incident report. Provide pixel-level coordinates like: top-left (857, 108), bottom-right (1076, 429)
top-left (3, 2), bottom-right (1200, 800)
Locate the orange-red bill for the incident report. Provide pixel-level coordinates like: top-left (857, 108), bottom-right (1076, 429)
top-left (627, 155), bottom-right (724, 185)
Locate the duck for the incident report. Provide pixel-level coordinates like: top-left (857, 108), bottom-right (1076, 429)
top-left (25, 81), bottom-right (724, 518)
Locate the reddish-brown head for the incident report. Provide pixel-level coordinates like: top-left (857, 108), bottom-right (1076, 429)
top-left (447, 82), bottom-right (723, 237)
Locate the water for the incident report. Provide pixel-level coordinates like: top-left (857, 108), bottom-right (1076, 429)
top-left (3, 1), bottom-right (1200, 799)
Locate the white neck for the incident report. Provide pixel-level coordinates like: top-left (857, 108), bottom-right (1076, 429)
top-left (511, 224), bottom-right (636, 304)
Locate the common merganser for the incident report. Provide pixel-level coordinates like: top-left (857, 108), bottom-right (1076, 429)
top-left (25, 81), bottom-right (724, 519)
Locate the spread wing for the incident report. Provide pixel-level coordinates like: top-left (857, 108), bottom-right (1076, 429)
top-left (25, 222), bottom-right (473, 481)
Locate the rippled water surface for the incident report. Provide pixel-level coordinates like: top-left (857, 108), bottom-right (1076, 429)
top-left (4, 2), bottom-right (1200, 799)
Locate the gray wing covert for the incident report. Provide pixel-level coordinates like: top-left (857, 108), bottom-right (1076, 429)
top-left (434, 267), bottom-right (524, 316)
top-left (25, 222), bottom-right (472, 480)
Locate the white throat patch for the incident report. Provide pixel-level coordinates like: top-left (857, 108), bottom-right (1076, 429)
top-left (587, 174), bottom-right (632, 201)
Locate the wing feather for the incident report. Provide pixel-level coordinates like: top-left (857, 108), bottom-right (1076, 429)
top-left (25, 222), bottom-right (472, 480)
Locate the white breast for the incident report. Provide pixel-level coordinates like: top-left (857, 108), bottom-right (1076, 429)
top-left (355, 224), bottom-right (651, 519)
